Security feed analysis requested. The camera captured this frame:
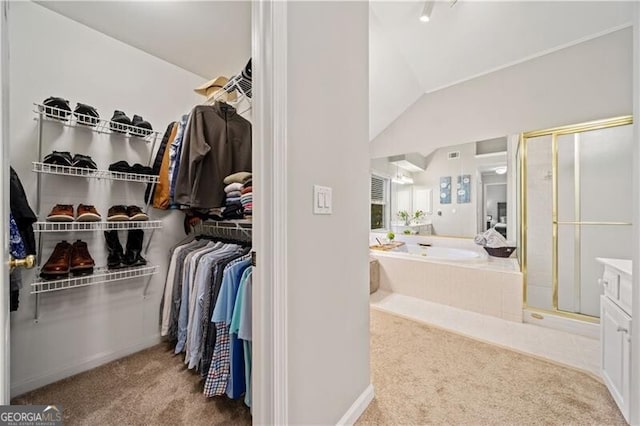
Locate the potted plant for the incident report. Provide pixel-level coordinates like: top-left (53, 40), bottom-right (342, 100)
top-left (412, 210), bottom-right (425, 224)
top-left (386, 231), bottom-right (395, 242)
top-left (397, 210), bottom-right (410, 226)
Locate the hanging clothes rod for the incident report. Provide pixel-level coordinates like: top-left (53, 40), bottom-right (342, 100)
top-left (192, 220), bottom-right (252, 241)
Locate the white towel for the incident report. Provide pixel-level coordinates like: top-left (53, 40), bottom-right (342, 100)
top-left (483, 228), bottom-right (508, 248)
top-left (474, 235), bottom-right (487, 246)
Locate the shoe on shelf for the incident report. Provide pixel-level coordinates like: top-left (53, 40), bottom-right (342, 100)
top-left (46, 204), bottom-right (74, 222)
top-left (130, 115), bottom-right (153, 137)
top-left (127, 205), bottom-right (149, 221)
top-left (42, 97), bottom-right (71, 121)
top-left (107, 205), bottom-right (129, 222)
top-left (40, 241), bottom-right (72, 279)
top-left (74, 103), bottom-right (99, 127)
top-left (108, 160), bottom-right (132, 174)
top-left (104, 230), bottom-right (125, 269)
top-left (70, 240), bottom-right (95, 276)
top-left (76, 204), bottom-right (101, 222)
top-left (131, 163), bottom-right (153, 175)
top-left (123, 230), bottom-right (146, 267)
top-left (110, 110), bottom-right (132, 134)
top-left (43, 151), bottom-right (73, 167)
top-left (71, 154), bottom-right (98, 170)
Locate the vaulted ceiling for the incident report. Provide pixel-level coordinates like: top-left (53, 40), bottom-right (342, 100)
top-left (370, 1), bottom-right (633, 139)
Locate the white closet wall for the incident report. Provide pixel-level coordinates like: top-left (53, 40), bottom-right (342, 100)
top-left (9, 2), bottom-right (206, 395)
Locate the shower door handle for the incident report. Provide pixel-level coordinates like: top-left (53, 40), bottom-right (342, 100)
top-left (598, 278), bottom-right (608, 288)
top-left (617, 326), bottom-right (629, 334)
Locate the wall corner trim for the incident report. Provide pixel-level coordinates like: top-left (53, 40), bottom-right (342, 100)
top-left (336, 384), bottom-right (375, 426)
top-left (252, 0), bottom-right (289, 424)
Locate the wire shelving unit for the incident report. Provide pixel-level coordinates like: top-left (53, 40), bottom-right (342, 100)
top-left (29, 101), bottom-right (162, 321)
top-left (32, 162), bottom-right (159, 184)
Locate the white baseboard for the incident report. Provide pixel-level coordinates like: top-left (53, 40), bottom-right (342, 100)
top-left (336, 383), bottom-right (374, 426)
top-left (11, 336), bottom-right (162, 398)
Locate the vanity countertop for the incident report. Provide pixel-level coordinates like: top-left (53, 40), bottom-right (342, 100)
top-left (596, 257), bottom-right (632, 276)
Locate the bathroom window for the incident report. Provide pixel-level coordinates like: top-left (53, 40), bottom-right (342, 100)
top-left (371, 174), bottom-right (389, 230)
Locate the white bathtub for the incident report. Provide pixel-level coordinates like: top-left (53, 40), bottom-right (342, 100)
top-left (393, 244), bottom-right (485, 263)
top-left (370, 240), bottom-right (523, 322)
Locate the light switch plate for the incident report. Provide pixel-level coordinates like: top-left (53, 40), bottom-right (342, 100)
top-left (313, 185), bottom-right (332, 214)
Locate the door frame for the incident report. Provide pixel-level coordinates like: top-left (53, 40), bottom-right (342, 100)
top-left (630, 4), bottom-right (640, 424)
top-left (252, 1), bottom-right (289, 424)
top-left (482, 181), bottom-right (507, 232)
top-left (0, 0), bottom-right (10, 405)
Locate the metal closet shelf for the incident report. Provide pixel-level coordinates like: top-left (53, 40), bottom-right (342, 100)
top-left (30, 265), bottom-right (160, 294)
top-left (32, 162), bottom-right (159, 184)
top-left (34, 220), bottom-right (163, 233)
top-left (33, 103), bottom-right (161, 143)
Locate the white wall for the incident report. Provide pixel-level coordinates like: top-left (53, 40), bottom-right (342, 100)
top-left (286, 2), bottom-right (370, 424)
top-left (9, 2), bottom-right (206, 395)
top-left (369, 9), bottom-right (422, 141)
top-left (371, 27), bottom-right (633, 159)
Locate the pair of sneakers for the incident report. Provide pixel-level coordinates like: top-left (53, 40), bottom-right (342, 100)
top-left (47, 204), bottom-right (101, 222)
top-left (107, 205), bottom-right (149, 222)
top-left (108, 160), bottom-right (153, 176)
top-left (42, 97), bottom-right (99, 127)
top-left (110, 111), bottom-right (153, 137)
top-left (43, 151), bottom-right (97, 170)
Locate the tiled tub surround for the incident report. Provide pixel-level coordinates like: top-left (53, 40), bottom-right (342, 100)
top-left (370, 235), bottom-right (523, 322)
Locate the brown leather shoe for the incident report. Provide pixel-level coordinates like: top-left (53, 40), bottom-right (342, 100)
top-left (107, 205), bottom-right (129, 222)
top-left (70, 240), bottom-right (95, 275)
top-left (76, 204), bottom-right (101, 222)
top-left (40, 241), bottom-right (72, 279)
top-left (127, 205), bottom-right (149, 221)
top-left (46, 204), bottom-right (74, 222)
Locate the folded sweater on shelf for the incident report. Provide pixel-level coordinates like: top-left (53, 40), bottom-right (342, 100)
top-left (241, 186), bottom-right (252, 195)
top-left (224, 182), bottom-right (244, 193)
top-left (223, 171), bottom-right (252, 185)
top-left (226, 190), bottom-right (242, 199)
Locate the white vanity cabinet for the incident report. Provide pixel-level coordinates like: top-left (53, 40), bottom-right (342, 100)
top-left (597, 258), bottom-right (632, 423)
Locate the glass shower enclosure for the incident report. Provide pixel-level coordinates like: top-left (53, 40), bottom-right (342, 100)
top-left (519, 116), bottom-right (633, 320)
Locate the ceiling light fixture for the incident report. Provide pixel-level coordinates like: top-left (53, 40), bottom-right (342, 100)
top-left (495, 166), bottom-right (507, 175)
top-left (420, 1), bottom-right (435, 22)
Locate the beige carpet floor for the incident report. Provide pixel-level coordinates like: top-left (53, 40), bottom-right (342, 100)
top-left (359, 309), bottom-right (627, 425)
top-left (12, 311), bottom-right (626, 425)
top-left (12, 344), bottom-right (251, 426)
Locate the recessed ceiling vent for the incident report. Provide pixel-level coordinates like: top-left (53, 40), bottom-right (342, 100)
top-left (448, 151), bottom-right (460, 160)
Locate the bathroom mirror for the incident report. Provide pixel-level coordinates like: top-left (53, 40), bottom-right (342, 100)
top-left (370, 136), bottom-right (516, 239)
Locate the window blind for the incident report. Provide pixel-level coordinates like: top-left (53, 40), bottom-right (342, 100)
top-left (371, 175), bottom-right (386, 205)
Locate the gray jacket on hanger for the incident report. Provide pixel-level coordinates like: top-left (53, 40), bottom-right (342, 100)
top-left (174, 103), bottom-right (252, 208)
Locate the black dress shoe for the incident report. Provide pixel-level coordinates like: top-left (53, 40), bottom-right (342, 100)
top-left (131, 163), bottom-right (153, 175)
top-left (74, 103), bottom-right (99, 127)
top-left (43, 151), bottom-right (73, 166)
top-left (110, 110), bottom-right (131, 134)
top-left (108, 161), bottom-right (132, 173)
top-left (42, 97), bottom-right (71, 121)
top-left (72, 154), bottom-right (97, 170)
top-left (131, 115), bottom-right (153, 137)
